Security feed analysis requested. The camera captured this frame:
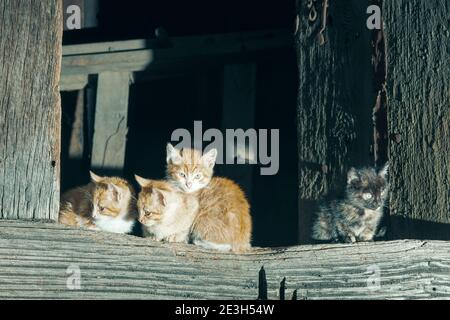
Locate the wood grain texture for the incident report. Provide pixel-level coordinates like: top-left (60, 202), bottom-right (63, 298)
top-left (60, 75), bottom-right (88, 91)
top-left (91, 72), bottom-right (130, 173)
top-left (384, 1), bottom-right (450, 227)
top-left (61, 30), bottom-right (291, 77)
top-left (0, 1), bottom-right (63, 220)
top-left (0, 220), bottom-right (449, 299)
top-left (295, 0), bottom-right (378, 242)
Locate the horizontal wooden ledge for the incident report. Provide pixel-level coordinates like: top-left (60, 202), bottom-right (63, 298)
top-left (0, 219), bottom-right (449, 299)
top-left (62, 29), bottom-right (291, 56)
top-left (60, 29), bottom-right (293, 78)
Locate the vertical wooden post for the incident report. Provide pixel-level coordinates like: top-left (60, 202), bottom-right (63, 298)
top-left (221, 63), bottom-right (257, 200)
top-left (295, 0), bottom-right (377, 243)
top-left (68, 90), bottom-right (85, 160)
top-left (0, 0), bottom-right (62, 220)
top-left (384, 1), bottom-right (450, 238)
top-left (91, 72), bottom-right (130, 174)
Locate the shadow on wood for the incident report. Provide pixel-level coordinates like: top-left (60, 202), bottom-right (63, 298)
top-left (389, 217), bottom-right (450, 242)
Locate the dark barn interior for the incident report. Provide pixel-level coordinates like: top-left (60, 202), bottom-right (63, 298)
top-left (60, 0), bottom-right (299, 247)
top-left (0, 0), bottom-right (449, 300)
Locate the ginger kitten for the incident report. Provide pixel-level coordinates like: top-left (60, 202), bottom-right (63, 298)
top-left (166, 143), bottom-right (252, 253)
top-left (59, 171), bottom-right (137, 234)
top-left (135, 176), bottom-right (199, 243)
top-left (312, 164), bottom-right (389, 243)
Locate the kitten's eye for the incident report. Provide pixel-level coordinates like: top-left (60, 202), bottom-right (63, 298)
top-left (362, 193), bottom-right (373, 200)
top-left (145, 211), bottom-right (159, 218)
top-left (98, 206), bottom-right (105, 212)
top-left (179, 172), bottom-right (186, 178)
top-left (194, 173), bottom-right (202, 180)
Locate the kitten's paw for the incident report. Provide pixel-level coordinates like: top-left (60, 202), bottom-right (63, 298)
top-left (194, 239), bottom-right (232, 252)
top-left (166, 234), bottom-right (180, 243)
top-left (86, 225), bottom-right (100, 231)
top-left (231, 243), bottom-right (251, 254)
top-left (360, 235), bottom-right (375, 242)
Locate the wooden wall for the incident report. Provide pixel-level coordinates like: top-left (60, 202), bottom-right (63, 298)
top-left (295, 0), bottom-right (377, 243)
top-left (0, 1), bottom-right (63, 220)
top-left (384, 1), bottom-right (450, 238)
top-left (296, 0), bottom-right (449, 242)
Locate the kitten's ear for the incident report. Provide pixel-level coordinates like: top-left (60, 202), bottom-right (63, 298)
top-left (379, 162), bottom-right (389, 180)
top-left (166, 143), bottom-right (182, 165)
top-left (107, 183), bottom-right (122, 201)
top-left (202, 148), bottom-right (217, 169)
top-left (135, 174), bottom-right (152, 187)
top-left (347, 168), bottom-right (359, 184)
top-left (90, 171), bottom-right (103, 183)
top-left (153, 189), bottom-right (167, 206)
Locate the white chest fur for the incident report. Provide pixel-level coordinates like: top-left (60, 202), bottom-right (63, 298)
top-left (94, 214), bottom-right (135, 234)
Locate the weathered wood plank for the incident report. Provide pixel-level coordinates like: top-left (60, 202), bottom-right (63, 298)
top-left (62, 29), bottom-right (289, 56)
top-left (91, 72), bottom-right (130, 173)
top-left (384, 1), bottom-right (450, 231)
top-left (61, 29), bottom-right (292, 77)
top-left (63, 39), bottom-right (153, 56)
top-left (68, 90), bottom-right (85, 160)
top-left (60, 74), bottom-right (88, 91)
top-left (295, 0), bottom-right (377, 243)
top-left (0, 220), bottom-right (449, 299)
top-left (0, 1), bottom-right (62, 220)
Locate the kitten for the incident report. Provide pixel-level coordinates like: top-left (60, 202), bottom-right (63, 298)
top-left (59, 171), bottom-right (137, 234)
top-left (135, 176), bottom-right (199, 243)
top-left (312, 164), bottom-right (389, 243)
top-left (166, 143), bottom-right (252, 253)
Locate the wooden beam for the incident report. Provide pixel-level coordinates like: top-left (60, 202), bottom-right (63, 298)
top-left (60, 74), bottom-right (88, 91)
top-left (383, 1), bottom-right (450, 235)
top-left (61, 29), bottom-right (292, 77)
top-left (91, 72), bottom-right (130, 173)
top-left (0, 220), bottom-right (449, 299)
top-left (62, 29), bottom-right (289, 56)
top-left (0, 0), bottom-right (62, 221)
top-left (63, 39), bottom-right (153, 56)
top-left (68, 90), bottom-right (85, 160)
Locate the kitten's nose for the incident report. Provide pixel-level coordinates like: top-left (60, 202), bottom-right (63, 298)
top-left (186, 181), bottom-right (192, 188)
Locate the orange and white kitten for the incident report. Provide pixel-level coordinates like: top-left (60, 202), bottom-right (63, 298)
top-left (135, 176), bottom-right (199, 243)
top-left (59, 171), bottom-right (137, 234)
top-left (166, 143), bottom-right (252, 253)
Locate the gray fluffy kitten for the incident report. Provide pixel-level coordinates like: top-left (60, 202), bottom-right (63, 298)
top-left (312, 164), bottom-right (389, 243)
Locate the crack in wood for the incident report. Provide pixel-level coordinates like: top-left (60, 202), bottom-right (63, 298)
top-left (101, 115), bottom-right (126, 168)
